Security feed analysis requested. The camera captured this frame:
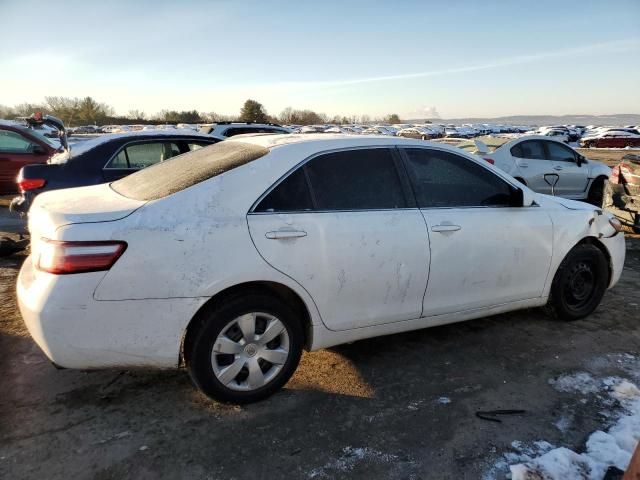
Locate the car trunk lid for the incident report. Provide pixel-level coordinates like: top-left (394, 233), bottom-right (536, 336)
top-left (29, 183), bottom-right (146, 240)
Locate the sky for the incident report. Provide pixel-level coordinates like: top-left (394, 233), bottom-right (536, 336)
top-left (0, 0), bottom-right (639, 119)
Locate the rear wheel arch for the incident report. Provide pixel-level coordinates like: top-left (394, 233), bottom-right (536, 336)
top-left (181, 281), bottom-right (312, 366)
top-left (587, 176), bottom-right (607, 205)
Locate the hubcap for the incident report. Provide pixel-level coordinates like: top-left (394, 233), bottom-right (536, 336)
top-left (211, 312), bottom-right (290, 392)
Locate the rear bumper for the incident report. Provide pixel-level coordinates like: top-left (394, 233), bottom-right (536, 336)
top-left (17, 255), bottom-right (205, 369)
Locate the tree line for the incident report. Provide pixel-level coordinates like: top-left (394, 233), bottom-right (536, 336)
top-left (0, 97), bottom-right (402, 127)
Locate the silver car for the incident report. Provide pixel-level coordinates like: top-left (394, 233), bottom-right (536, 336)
top-left (480, 136), bottom-right (611, 205)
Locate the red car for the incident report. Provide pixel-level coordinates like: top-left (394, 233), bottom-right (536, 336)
top-left (0, 120), bottom-right (60, 194)
top-left (580, 130), bottom-right (640, 148)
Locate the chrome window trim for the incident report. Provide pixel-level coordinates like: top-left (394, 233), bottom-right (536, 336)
top-left (249, 143), bottom-right (538, 215)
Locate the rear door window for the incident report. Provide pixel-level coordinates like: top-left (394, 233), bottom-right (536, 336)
top-left (515, 140), bottom-right (546, 160)
top-left (0, 130), bottom-right (35, 153)
top-left (105, 141), bottom-right (181, 169)
top-left (304, 148), bottom-right (406, 210)
top-left (255, 168), bottom-right (313, 212)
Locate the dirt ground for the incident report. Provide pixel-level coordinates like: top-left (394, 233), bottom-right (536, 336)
top-left (0, 215), bottom-right (639, 479)
top-left (576, 148), bottom-right (640, 166)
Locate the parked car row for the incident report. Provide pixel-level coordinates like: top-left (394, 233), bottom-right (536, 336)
top-left (10, 130), bottom-right (220, 213)
top-left (285, 123), bottom-right (530, 138)
top-left (0, 120), bottom-right (289, 196)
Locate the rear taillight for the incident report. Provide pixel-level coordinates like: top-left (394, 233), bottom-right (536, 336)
top-left (35, 239), bottom-right (127, 275)
top-left (483, 157), bottom-right (495, 165)
top-left (18, 177), bottom-right (46, 192)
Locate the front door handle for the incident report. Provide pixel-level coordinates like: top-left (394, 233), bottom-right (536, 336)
top-left (519, 162), bottom-right (529, 168)
top-left (431, 224), bottom-right (461, 233)
top-left (265, 230), bottom-right (307, 239)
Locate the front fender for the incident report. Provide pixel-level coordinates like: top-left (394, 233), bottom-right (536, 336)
top-left (542, 206), bottom-right (625, 297)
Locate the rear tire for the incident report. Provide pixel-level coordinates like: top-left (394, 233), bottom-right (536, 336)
top-left (544, 244), bottom-right (608, 321)
top-left (587, 177), bottom-right (606, 206)
top-left (186, 293), bottom-right (303, 404)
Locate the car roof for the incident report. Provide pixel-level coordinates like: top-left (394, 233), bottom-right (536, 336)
top-left (0, 119), bottom-right (29, 131)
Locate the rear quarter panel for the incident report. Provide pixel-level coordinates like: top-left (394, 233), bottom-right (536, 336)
top-left (88, 146), bottom-right (325, 325)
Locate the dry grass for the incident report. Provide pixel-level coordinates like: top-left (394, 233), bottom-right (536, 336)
top-left (577, 148), bottom-right (640, 167)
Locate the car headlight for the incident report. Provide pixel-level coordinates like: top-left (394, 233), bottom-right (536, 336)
top-left (608, 217), bottom-right (623, 233)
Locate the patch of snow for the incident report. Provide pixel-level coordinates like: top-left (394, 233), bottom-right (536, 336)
top-left (437, 396), bottom-right (451, 404)
top-left (549, 372), bottom-right (599, 395)
top-left (554, 415), bottom-right (572, 433)
top-left (509, 378), bottom-right (640, 480)
top-left (308, 446), bottom-right (399, 479)
top-left (482, 441), bottom-right (555, 480)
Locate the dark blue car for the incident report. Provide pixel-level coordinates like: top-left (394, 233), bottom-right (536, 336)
top-left (10, 130), bottom-right (220, 215)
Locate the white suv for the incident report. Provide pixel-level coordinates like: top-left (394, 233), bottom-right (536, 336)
top-left (199, 122), bottom-right (291, 138)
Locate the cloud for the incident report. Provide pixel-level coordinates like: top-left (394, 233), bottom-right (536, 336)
top-left (406, 106), bottom-right (440, 119)
top-left (260, 38), bottom-right (640, 90)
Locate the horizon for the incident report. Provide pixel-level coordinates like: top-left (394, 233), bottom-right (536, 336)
top-left (1, 0), bottom-right (640, 119)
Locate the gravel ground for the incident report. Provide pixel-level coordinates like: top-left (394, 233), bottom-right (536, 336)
top-left (0, 228), bottom-right (638, 479)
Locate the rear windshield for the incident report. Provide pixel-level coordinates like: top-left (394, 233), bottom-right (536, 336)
top-left (111, 141), bottom-right (268, 201)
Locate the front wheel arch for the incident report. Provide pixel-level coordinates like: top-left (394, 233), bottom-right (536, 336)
top-left (544, 239), bottom-right (610, 321)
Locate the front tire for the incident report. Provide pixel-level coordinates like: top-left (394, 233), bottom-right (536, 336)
top-left (544, 244), bottom-right (608, 321)
top-left (186, 293), bottom-right (303, 404)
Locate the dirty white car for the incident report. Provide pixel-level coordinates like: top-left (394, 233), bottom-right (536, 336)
top-left (18, 135), bottom-right (625, 403)
top-left (479, 136), bottom-right (611, 205)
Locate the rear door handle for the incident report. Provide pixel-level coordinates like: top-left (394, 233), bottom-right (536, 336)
top-left (431, 224), bottom-right (461, 233)
top-left (265, 230), bottom-right (307, 239)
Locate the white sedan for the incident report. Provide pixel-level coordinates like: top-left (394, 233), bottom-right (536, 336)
top-left (18, 135), bottom-right (625, 403)
top-left (480, 136), bottom-right (611, 204)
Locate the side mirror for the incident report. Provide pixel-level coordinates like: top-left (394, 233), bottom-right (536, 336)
top-left (32, 145), bottom-right (47, 155)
